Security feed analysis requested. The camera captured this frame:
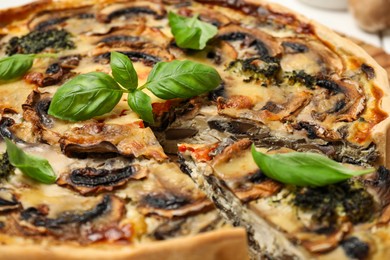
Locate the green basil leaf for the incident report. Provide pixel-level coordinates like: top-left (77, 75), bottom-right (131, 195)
top-left (48, 72), bottom-right (123, 121)
top-left (145, 60), bottom-right (221, 99)
top-left (110, 51), bottom-right (138, 91)
top-left (0, 54), bottom-right (35, 81)
top-left (128, 90), bottom-right (154, 124)
top-left (251, 145), bottom-right (374, 187)
top-left (4, 138), bottom-right (56, 184)
top-left (168, 11), bottom-right (218, 50)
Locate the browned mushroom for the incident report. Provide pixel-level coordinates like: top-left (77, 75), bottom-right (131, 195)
top-left (28, 7), bottom-right (94, 31)
top-left (218, 24), bottom-right (282, 58)
top-left (210, 139), bottom-right (282, 201)
top-left (315, 79), bottom-right (365, 122)
top-left (18, 195), bottom-right (128, 243)
top-left (57, 164), bottom-right (148, 195)
top-left (0, 189), bottom-right (20, 212)
top-left (60, 123), bottom-right (168, 161)
top-left (97, 2), bottom-right (166, 23)
top-left (280, 39), bottom-right (343, 76)
top-left (301, 223), bottom-right (352, 254)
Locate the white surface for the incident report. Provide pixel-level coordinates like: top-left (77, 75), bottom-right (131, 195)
top-left (0, 0), bottom-right (387, 52)
top-left (269, 0), bottom-right (382, 48)
top-left (297, 0), bottom-right (348, 10)
top-left (0, 0), bottom-right (34, 8)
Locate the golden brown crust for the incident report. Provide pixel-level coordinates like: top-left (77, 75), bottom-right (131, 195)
top-left (1, 0), bottom-right (390, 259)
top-left (0, 228), bottom-right (249, 260)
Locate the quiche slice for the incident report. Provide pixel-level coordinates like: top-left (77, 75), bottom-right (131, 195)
top-left (0, 0), bottom-right (389, 260)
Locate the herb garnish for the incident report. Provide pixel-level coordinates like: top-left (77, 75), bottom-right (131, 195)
top-left (0, 53), bottom-right (57, 81)
top-left (168, 11), bottom-right (218, 50)
top-left (251, 145), bottom-right (374, 186)
top-left (48, 51), bottom-right (221, 123)
top-left (4, 138), bottom-right (56, 184)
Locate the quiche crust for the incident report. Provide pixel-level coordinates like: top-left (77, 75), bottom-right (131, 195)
top-left (0, 228), bottom-right (249, 260)
top-left (0, 0), bottom-right (389, 259)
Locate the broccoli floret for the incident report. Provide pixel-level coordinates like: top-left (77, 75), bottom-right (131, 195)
top-left (227, 56), bottom-right (280, 84)
top-left (6, 29), bottom-right (75, 55)
top-left (0, 152), bottom-right (14, 179)
top-left (284, 70), bottom-right (316, 89)
top-left (293, 181), bottom-right (375, 230)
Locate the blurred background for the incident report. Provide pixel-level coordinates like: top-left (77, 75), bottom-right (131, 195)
top-left (269, 0), bottom-right (390, 52)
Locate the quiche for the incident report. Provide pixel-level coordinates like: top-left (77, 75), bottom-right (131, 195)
top-left (0, 0), bottom-right (389, 259)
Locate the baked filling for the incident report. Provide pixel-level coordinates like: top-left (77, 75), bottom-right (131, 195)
top-left (0, 0), bottom-right (389, 259)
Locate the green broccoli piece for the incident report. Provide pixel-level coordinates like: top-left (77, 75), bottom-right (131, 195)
top-left (0, 152), bottom-right (14, 179)
top-left (293, 181), bottom-right (375, 230)
top-left (284, 70), bottom-right (316, 89)
top-left (227, 56), bottom-right (280, 84)
top-left (6, 29), bottom-right (75, 55)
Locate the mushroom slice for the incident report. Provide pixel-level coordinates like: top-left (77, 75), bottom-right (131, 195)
top-left (209, 139), bottom-right (282, 202)
top-left (93, 46), bottom-right (174, 66)
top-left (97, 2), bottom-right (166, 23)
top-left (195, 8), bottom-right (234, 27)
top-left (294, 121), bottom-right (342, 141)
top-left (40, 55), bottom-right (81, 87)
top-left (57, 164), bottom-right (148, 195)
top-left (18, 195), bottom-right (128, 242)
top-left (0, 117), bottom-right (25, 143)
top-left (28, 7), bottom-right (94, 31)
top-left (315, 78), bottom-right (365, 122)
top-left (94, 25), bottom-right (171, 49)
top-left (217, 91), bottom-right (311, 124)
top-left (60, 123), bottom-right (168, 161)
top-left (120, 161), bottom-right (212, 218)
top-left (280, 39), bottom-right (343, 76)
top-left (0, 188), bottom-right (20, 212)
top-left (218, 24), bottom-right (282, 58)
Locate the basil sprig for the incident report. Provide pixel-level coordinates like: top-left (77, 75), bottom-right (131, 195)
top-left (168, 11), bottom-right (218, 50)
top-left (251, 145), bottom-right (374, 187)
top-left (4, 138), bottom-right (56, 184)
top-left (0, 53), bottom-right (57, 81)
top-left (48, 51), bottom-right (221, 124)
top-left (48, 72), bottom-right (123, 121)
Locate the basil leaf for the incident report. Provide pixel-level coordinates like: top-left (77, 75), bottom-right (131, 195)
top-left (48, 72), bottom-right (123, 121)
top-left (168, 11), bottom-right (218, 50)
top-left (128, 90), bottom-right (154, 124)
top-left (4, 138), bottom-right (56, 184)
top-left (110, 51), bottom-right (138, 91)
top-left (0, 54), bottom-right (35, 81)
top-left (251, 145), bottom-right (374, 187)
top-left (145, 60), bottom-right (221, 99)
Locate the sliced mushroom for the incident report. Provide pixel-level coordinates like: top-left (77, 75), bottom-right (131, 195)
top-left (0, 189), bottom-right (20, 212)
top-left (18, 195), bottom-right (127, 242)
top-left (94, 25), bottom-right (171, 49)
top-left (217, 91), bottom-right (311, 125)
top-left (97, 2), bottom-right (166, 23)
top-left (300, 223), bottom-right (351, 254)
top-left (294, 121), bottom-right (342, 141)
top-left (0, 117), bottom-right (24, 143)
top-left (210, 139), bottom-right (282, 201)
top-left (22, 91), bottom-right (53, 128)
top-left (280, 39), bottom-right (343, 76)
top-left (93, 48), bottom-right (172, 66)
top-left (119, 161), bottom-right (212, 218)
top-left (60, 123), bottom-right (168, 161)
top-left (28, 7), bottom-right (94, 31)
top-left (316, 78), bottom-right (365, 122)
top-left (57, 164), bottom-right (148, 195)
top-left (197, 8), bottom-right (233, 27)
top-left (218, 24), bottom-right (282, 58)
